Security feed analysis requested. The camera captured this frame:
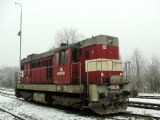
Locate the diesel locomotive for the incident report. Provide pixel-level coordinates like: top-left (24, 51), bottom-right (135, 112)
top-left (15, 35), bottom-right (130, 115)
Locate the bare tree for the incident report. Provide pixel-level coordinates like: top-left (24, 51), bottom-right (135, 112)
top-left (49, 45), bottom-right (56, 51)
top-left (127, 49), bottom-right (147, 92)
top-left (146, 56), bottom-right (160, 92)
top-left (54, 28), bottom-right (85, 47)
top-left (0, 66), bottom-right (19, 88)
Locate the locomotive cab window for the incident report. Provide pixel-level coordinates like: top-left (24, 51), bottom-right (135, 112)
top-left (65, 50), bottom-right (69, 64)
top-left (55, 52), bottom-right (59, 65)
top-left (72, 48), bottom-right (78, 62)
top-left (59, 51), bottom-right (64, 65)
top-left (85, 50), bottom-right (90, 59)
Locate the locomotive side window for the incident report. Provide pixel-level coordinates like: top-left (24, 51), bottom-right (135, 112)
top-left (38, 62), bottom-right (40, 67)
top-left (55, 53), bottom-right (59, 65)
top-left (46, 59), bottom-right (53, 80)
top-left (49, 59), bottom-right (52, 66)
top-left (79, 49), bottom-right (82, 57)
top-left (36, 63), bottom-right (38, 68)
top-left (59, 51), bottom-right (64, 65)
top-left (49, 59), bottom-right (53, 79)
top-left (46, 60), bottom-right (49, 80)
top-left (21, 64), bottom-right (24, 70)
top-left (46, 60), bottom-right (48, 67)
top-left (31, 63), bottom-right (34, 68)
top-left (85, 50), bottom-right (90, 59)
top-left (40, 61), bottom-right (43, 67)
top-left (65, 50), bottom-right (69, 64)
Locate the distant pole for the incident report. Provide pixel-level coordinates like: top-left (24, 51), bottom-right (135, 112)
top-left (15, 2), bottom-right (22, 71)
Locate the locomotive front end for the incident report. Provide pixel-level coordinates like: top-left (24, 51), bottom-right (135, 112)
top-left (84, 35), bottom-right (130, 114)
top-left (88, 80), bottom-right (129, 115)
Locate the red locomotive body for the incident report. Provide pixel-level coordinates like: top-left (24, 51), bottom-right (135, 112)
top-left (16, 35), bottom-right (130, 115)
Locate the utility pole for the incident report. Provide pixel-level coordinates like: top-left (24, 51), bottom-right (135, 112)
top-left (15, 2), bottom-right (22, 71)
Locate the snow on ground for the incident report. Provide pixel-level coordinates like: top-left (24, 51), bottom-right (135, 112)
top-left (0, 87), bottom-right (15, 95)
top-left (129, 93), bottom-right (160, 117)
top-left (0, 93), bottom-right (134, 120)
top-left (0, 95), bottom-right (97, 120)
top-left (0, 88), bottom-right (160, 120)
top-left (128, 93), bottom-right (160, 118)
top-left (127, 107), bottom-right (160, 118)
top-left (0, 87), bottom-right (14, 92)
top-left (129, 98), bottom-right (160, 104)
top-left (139, 93), bottom-right (160, 97)
top-left (0, 111), bottom-right (14, 120)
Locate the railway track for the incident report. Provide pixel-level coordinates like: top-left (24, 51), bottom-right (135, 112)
top-left (0, 107), bottom-right (26, 120)
top-left (122, 112), bottom-right (160, 119)
top-left (0, 87), bottom-right (14, 91)
top-left (136, 96), bottom-right (160, 99)
top-left (0, 90), bottom-right (160, 119)
top-left (129, 101), bottom-right (160, 110)
top-left (0, 91), bottom-right (26, 119)
top-left (0, 90), bottom-right (17, 99)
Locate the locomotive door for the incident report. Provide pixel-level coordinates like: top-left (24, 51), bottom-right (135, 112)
top-left (84, 45), bottom-right (97, 96)
top-left (71, 47), bottom-right (81, 84)
top-left (53, 48), bottom-right (71, 84)
top-left (71, 62), bottom-right (81, 84)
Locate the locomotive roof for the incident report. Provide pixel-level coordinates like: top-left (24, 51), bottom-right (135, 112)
top-left (21, 50), bottom-right (54, 64)
top-left (21, 35), bottom-right (118, 64)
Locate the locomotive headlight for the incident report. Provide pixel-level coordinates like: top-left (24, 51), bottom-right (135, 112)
top-left (120, 73), bottom-right (122, 76)
top-left (19, 71), bottom-right (24, 77)
top-left (101, 72), bottom-right (104, 77)
top-left (109, 85), bottom-right (120, 90)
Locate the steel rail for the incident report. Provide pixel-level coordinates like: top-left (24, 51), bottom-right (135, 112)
top-left (134, 96), bottom-right (160, 99)
top-left (0, 91), bottom-right (16, 98)
top-left (129, 101), bottom-right (160, 110)
top-left (123, 112), bottom-right (160, 119)
top-left (0, 107), bottom-right (26, 120)
top-left (0, 91), bottom-right (15, 96)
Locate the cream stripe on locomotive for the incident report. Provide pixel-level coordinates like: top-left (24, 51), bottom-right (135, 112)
top-left (85, 59), bottom-right (121, 72)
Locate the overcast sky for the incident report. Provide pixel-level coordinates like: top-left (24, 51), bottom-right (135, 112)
top-left (0, 0), bottom-right (160, 67)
